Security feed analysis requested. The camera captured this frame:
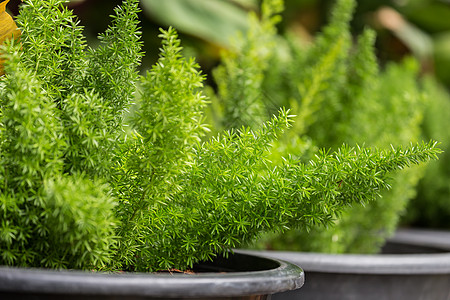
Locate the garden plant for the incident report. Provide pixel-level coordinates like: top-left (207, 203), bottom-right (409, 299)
top-left (0, 0), bottom-right (441, 272)
top-left (209, 0), bottom-right (449, 253)
top-left (403, 77), bottom-right (450, 229)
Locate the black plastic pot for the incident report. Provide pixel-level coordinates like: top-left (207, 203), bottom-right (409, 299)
top-left (0, 251), bottom-right (304, 300)
top-left (242, 228), bottom-right (450, 300)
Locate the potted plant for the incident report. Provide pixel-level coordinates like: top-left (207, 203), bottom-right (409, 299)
top-left (403, 76), bottom-right (450, 230)
top-left (211, 0), bottom-right (430, 254)
top-left (0, 0), bottom-right (440, 298)
top-left (204, 0), bottom-right (450, 298)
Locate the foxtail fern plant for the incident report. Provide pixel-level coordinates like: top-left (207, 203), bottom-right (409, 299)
top-left (0, 0), bottom-right (440, 271)
top-left (404, 77), bottom-right (450, 229)
top-left (212, 0), bottom-right (283, 130)
top-left (242, 0), bottom-right (439, 253)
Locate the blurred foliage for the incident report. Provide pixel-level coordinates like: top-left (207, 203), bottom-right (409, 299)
top-left (7, 0), bottom-right (449, 88)
top-left (139, 0), bottom-right (250, 47)
top-left (434, 32), bottom-right (450, 86)
top-left (233, 0), bottom-right (430, 253)
top-left (211, 0), bottom-right (284, 131)
top-left (402, 77), bottom-right (450, 229)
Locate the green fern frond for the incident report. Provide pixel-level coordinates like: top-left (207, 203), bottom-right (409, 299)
top-left (15, 0), bottom-right (86, 101)
top-left (84, 0), bottom-right (143, 124)
top-left (213, 0), bottom-right (284, 130)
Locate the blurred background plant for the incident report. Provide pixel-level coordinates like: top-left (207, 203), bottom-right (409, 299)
top-left (207, 0), bottom-right (443, 253)
top-left (5, 0), bottom-right (450, 233)
top-left (7, 0), bottom-right (450, 85)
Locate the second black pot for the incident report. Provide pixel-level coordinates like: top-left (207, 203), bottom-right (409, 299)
top-left (243, 228), bottom-right (450, 300)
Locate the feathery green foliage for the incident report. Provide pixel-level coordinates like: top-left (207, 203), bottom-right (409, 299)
top-left (212, 0), bottom-right (283, 130)
top-left (0, 41), bottom-right (116, 268)
top-left (14, 0), bottom-right (86, 102)
top-left (289, 48), bottom-right (428, 253)
top-left (0, 0), bottom-right (441, 271)
top-left (0, 0), bottom-right (141, 269)
top-left (224, 0), bottom-right (440, 253)
top-left (111, 27), bottom-right (210, 270)
top-left (83, 0), bottom-right (143, 126)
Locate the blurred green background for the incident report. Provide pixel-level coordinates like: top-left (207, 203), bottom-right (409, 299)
top-left (7, 0), bottom-right (450, 87)
top-left (6, 0), bottom-right (450, 230)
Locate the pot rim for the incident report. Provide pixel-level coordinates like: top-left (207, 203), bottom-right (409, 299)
top-left (0, 251), bottom-right (304, 298)
top-left (241, 228), bottom-right (450, 275)
top-left (244, 251), bottom-right (450, 274)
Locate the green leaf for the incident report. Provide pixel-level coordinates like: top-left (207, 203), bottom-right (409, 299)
top-left (140, 0), bottom-right (250, 46)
